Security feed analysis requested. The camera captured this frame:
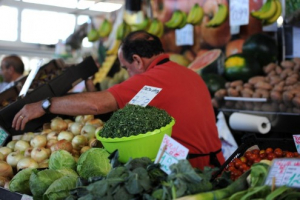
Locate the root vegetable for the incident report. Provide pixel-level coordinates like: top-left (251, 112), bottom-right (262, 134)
top-left (254, 81), bottom-right (272, 90)
top-left (269, 76), bottom-right (282, 85)
top-left (0, 152), bottom-right (4, 161)
top-left (227, 88), bottom-right (239, 97)
top-left (285, 77), bottom-right (298, 86)
top-left (230, 80), bottom-right (243, 87)
top-left (275, 66), bottom-right (283, 75)
top-left (6, 140), bottom-right (17, 150)
top-left (243, 83), bottom-right (253, 89)
top-left (267, 70), bottom-right (276, 77)
top-left (50, 139), bottom-right (73, 153)
top-left (292, 96), bottom-right (300, 108)
top-left (248, 76), bottom-right (266, 85)
top-left (273, 81), bottom-right (284, 92)
top-left (0, 147), bottom-right (12, 159)
top-left (14, 140), bottom-right (30, 152)
top-left (263, 63), bottom-right (276, 74)
top-left (214, 89), bottom-right (227, 100)
top-left (293, 57), bottom-right (300, 65)
top-left (225, 82), bottom-right (231, 88)
top-left (270, 91), bottom-right (282, 102)
top-left (17, 158), bottom-right (38, 171)
top-left (283, 91), bottom-right (294, 103)
top-left (253, 89), bottom-right (269, 98)
top-left (50, 117), bottom-right (68, 132)
top-left (30, 135), bottom-right (47, 148)
top-left (57, 131), bottom-right (74, 142)
top-left (281, 60), bottom-right (295, 68)
top-left (0, 161), bottom-right (13, 178)
top-left (31, 147), bottom-right (49, 163)
top-left (241, 88), bottom-right (254, 97)
top-left (6, 152), bottom-right (24, 168)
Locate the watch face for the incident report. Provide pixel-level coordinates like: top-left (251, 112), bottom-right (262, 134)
top-left (43, 100), bottom-right (50, 109)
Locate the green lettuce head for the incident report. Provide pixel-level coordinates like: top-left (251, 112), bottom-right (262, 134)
top-left (49, 150), bottom-right (76, 170)
top-left (29, 169), bottom-right (64, 198)
top-left (77, 148), bottom-right (111, 179)
top-left (9, 168), bottom-right (34, 194)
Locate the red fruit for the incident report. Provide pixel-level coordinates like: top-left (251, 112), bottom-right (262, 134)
top-left (286, 152), bottom-right (294, 158)
top-left (274, 148), bottom-right (283, 158)
top-left (228, 162), bottom-right (235, 167)
top-left (248, 153), bottom-right (258, 161)
top-left (259, 152), bottom-right (267, 159)
top-left (266, 148), bottom-right (273, 154)
top-left (294, 152), bottom-right (299, 157)
top-left (254, 158), bottom-right (261, 163)
top-left (267, 152), bottom-right (276, 160)
top-left (252, 149), bottom-right (260, 155)
top-left (244, 151), bottom-right (252, 159)
top-left (235, 159), bottom-right (243, 168)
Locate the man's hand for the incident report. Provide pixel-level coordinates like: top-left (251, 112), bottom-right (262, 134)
top-left (12, 101), bottom-right (46, 131)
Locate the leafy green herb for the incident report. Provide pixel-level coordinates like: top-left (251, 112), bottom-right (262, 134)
top-left (100, 104), bottom-right (172, 138)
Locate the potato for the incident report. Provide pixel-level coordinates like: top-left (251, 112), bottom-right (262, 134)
top-left (243, 83), bottom-right (253, 89)
top-left (270, 90), bottom-right (282, 102)
top-left (290, 73), bottom-right (299, 80)
top-left (267, 70), bottom-right (276, 77)
top-left (281, 60), bottom-right (295, 68)
top-left (253, 89), bottom-right (269, 98)
top-left (293, 63), bottom-right (300, 72)
top-left (230, 80), bottom-right (243, 87)
top-left (263, 63), bottom-right (276, 74)
top-left (273, 81), bottom-right (285, 92)
top-left (269, 76), bottom-right (282, 85)
top-left (225, 82), bottom-right (231, 88)
top-left (254, 81), bottom-right (272, 90)
top-left (241, 88), bottom-right (254, 97)
top-left (285, 77), bottom-right (298, 86)
top-left (244, 102), bottom-right (254, 110)
top-left (214, 89), bottom-right (227, 100)
top-left (227, 88), bottom-right (239, 97)
top-left (275, 66), bottom-right (283, 75)
top-left (292, 96), bottom-right (300, 108)
top-left (248, 76), bottom-right (266, 85)
top-left (293, 57), bottom-right (300, 65)
top-left (283, 90), bottom-right (294, 103)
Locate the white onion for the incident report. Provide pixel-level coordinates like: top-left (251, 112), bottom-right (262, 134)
top-left (17, 157), bottom-right (39, 171)
top-left (43, 122), bottom-right (51, 130)
top-left (31, 147), bottom-right (49, 163)
top-left (6, 152), bottom-right (24, 168)
top-left (30, 135), bottom-right (47, 148)
top-left (58, 131), bottom-right (74, 142)
top-left (0, 147), bottom-right (12, 159)
top-left (14, 140), bottom-right (30, 152)
top-left (50, 139), bottom-right (73, 153)
top-left (24, 147), bottom-right (33, 157)
top-left (0, 152), bottom-right (4, 161)
top-left (0, 176), bottom-right (8, 187)
top-left (64, 119), bottom-right (73, 127)
top-left (38, 159), bottom-right (49, 168)
top-left (72, 135), bottom-right (87, 150)
top-left (83, 115), bottom-right (94, 122)
top-left (75, 115), bottom-right (84, 123)
top-left (50, 117), bottom-right (68, 132)
top-left (0, 161), bottom-right (13, 178)
top-left (6, 140), bottom-right (17, 150)
top-left (46, 139), bottom-right (58, 148)
top-left (80, 146), bottom-right (91, 154)
top-left (69, 122), bottom-right (83, 135)
top-left (41, 129), bottom-right (53, 135)
top-left (81, 124), bottom-right (96, 140)
top-left (85, 119), bottom-right (104, 128)
top-left (47, 132), bottom-right (58, 141)
top-left (21, 132), bottom-right (35, 142)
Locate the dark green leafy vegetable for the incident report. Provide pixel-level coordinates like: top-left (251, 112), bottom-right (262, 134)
top-left (100, 104), bottom-right (172, 138)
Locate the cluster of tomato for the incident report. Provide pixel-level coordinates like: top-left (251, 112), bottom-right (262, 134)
top-left (225, 147), bottom-right (300, 180)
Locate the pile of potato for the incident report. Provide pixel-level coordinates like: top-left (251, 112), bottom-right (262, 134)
top-left (212, 58), bottom-right (300, 113)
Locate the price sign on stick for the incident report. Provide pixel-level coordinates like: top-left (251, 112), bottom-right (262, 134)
top-left (229, 0), bottom-right (249, 26)
top-left (155, 134), bottom-right (189, 174)
top-left (0, 126), bottom-right (9, 146)
top-left (129, 86), bottom-right (162, 107)
top-left (265, 158), bottom-right (300, 188)
top-left (175, 24), bottom-right (194, 46)
top-left (293, 135), bottom-right (300, 153)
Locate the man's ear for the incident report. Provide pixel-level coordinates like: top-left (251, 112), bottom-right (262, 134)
top-left (132, 54), bottom-right (144, 70)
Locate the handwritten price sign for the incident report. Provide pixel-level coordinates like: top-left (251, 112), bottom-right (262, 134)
top-left (265, 158), bottom-right (300, 188)
top-left (230, 0), bottom-right (249, 26)
top-left (129, 85), bottom-right (162, 107)
top-left (155, 134), bottom-right (189, 174)
top-left (293, 135), bottom-right (300, 153)
top-left (175, 24), bottom-right (194, 46)
top-left (0, 126), bottom-right (9, 146)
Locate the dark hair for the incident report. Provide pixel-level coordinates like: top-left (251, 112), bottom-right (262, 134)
top-left (120, 30), bottom-right (164, 63)
top-left (2, 55), bottom-right (24, 74)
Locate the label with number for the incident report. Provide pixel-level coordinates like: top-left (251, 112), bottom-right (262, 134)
top-left (293, 135), bottom-right (300, 153)
top-left (128, 85), bottom-right (162, 107)
top-left (265, 158), bottom-right (300, 188)
top-left (230, 0), bottom-right (249, 26)
top-left (0, 126), bottom-right (8, 146)
top-left (175, 24), bottom-right (194, 46)
top-left (155, 134), bottom-right (189, 174)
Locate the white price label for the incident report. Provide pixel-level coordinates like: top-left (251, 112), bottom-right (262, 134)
top-left (293, 135), bottom-right (300, 153)
top-left (230, 0), bottom-right (249, 26)
top-left (155, 134), bottom-right (189, 174)
top-left (265, 158), bottom-right (300, 188)
top-left (175, 24), bottom-right (194, 46)
top-left (128, 85), bottom-right (162, 107)
top-left (21, 194), bottom-right (33, 200)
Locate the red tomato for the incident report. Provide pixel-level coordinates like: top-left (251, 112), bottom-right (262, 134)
top-left (228, 166), bottom-right (236, 172)
top-left (267, 152), bottom-right (276, 160)
top-left (282, 151), bottom-right (287, 157)
top-left (274, 148), bottom-right (283, 158)
top-left (266, 148), bottom-right (273, 154)
top-left (235, 160), bottom-right (243, 168)
top-left (244, 151), bottom-right (252, 159)
top-left (242, 165), bottom-right (250, 173)
top-left (248, 153), bottom-right (258, 161)
top-left (294, 152), bottom-right (299, 157)
top-left (252, 149), bottom-right (260, 155)
top-left (231, 169), bottom-right (242, 178)
top-left (259, 152), bottom-right (267, 159)
top-left (254, 157), bottom-right (261, 163)
top-left (286, 152), bottom-right (294, 158)
top-left (240, 156), bottom-right (247, 163)
top-left (228, 162), bottom-right (235, 167)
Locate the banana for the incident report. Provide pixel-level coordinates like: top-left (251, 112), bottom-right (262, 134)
top-left (147, 18), bottom-right (164, 37)
top-left (87, 28), bottom-right (99, 42)
top-left (206, 4), bottom-right (228, 28)
top-left (106, 40), bottom-right (121, 55)
top-left (116, 21), bottom-right (131, 40)
top-left (98, 19), bottom-right (112, 38)
top-left (251, 0), bottom-right (277, 20)
top-left (259, 0), bottom-right (277, 20)
top-left (263, 0), bottom-right (282, 26)
top-left (187, 3), bottom-right (204, 25)
top-left (178, 12), bottom-right (187, 29)
top-left (131, 16), bottom-right (150, 31)
top-left (165, 10), bottom-right (184, 29)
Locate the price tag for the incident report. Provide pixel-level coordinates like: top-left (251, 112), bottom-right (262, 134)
top-left (293, 135), bottom-right (300, 153)
top-left (0, 126), bottom-right (9, 146)
top-left (155, 134), bottom-right (189, 174)
top-left (265, 158), bottom-right (300, 188)
top-left (175, 24), bottom-right (194, 46)
top-left (229, 0), bottom-right (249, 26)
top-left (293, 27), bottom-right (300, 58)
top-left (128, 85), bottom-right (162, 107)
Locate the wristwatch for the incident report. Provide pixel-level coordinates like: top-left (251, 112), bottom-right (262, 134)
top-left (41, 97), bottom-right (52, 113)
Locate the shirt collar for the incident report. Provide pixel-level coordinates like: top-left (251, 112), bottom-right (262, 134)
top-left (146, 54), bottom-right (170, 71)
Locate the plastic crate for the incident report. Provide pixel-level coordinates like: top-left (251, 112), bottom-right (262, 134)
top-left (211, 133), bottom-right (297, 181)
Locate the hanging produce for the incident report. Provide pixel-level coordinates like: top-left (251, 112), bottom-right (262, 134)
top-left (186, 3), bottom-right (204, 25)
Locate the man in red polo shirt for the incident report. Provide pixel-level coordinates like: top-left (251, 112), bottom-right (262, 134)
top-left (13, 30), bottom-right (224, 169)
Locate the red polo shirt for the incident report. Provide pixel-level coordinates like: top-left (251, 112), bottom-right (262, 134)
top-left (108, 54), bottom-right (224, 169)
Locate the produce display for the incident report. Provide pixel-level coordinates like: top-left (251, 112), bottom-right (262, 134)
top-left (100, 104), bottom-right (172, 138)
top-left (212, 57), bottom-right (300, 113)
top-left (251, 0), bottom-right (282, 26)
